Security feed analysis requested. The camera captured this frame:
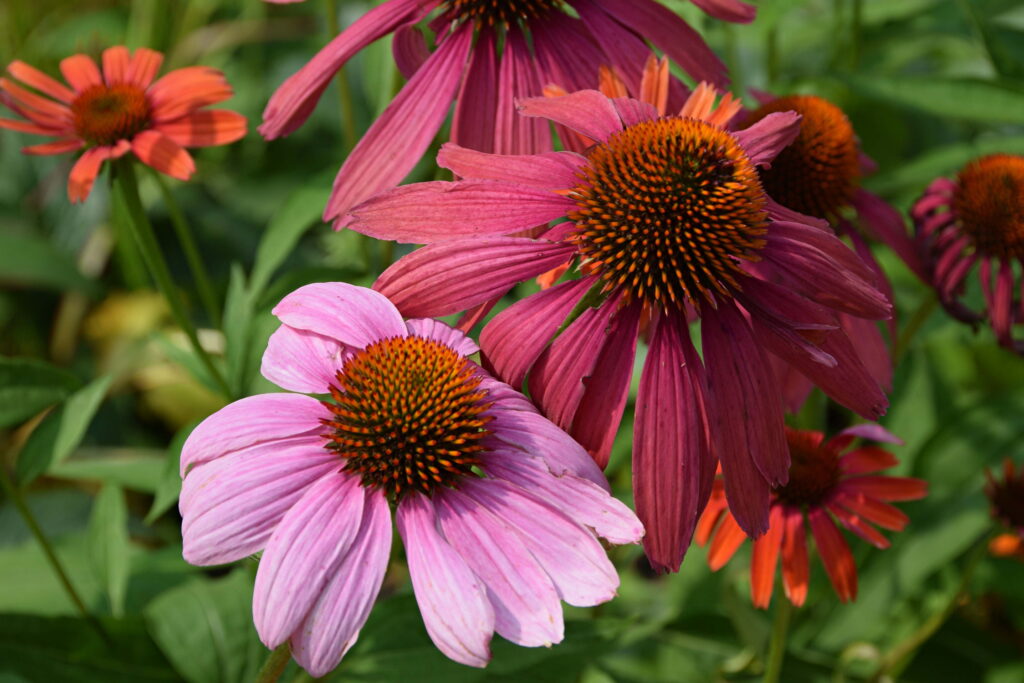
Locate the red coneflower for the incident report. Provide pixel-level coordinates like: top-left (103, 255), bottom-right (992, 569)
top-left (912, 154), bottom-right (1024, 353)
top-left (260, 0), bottom-right (756, 225)
top-left (697, 425), bottom-right (927, 607)
top-left (0, 46), bottom-right (246, 202)
top-left (985, 459), bottom-right (1024, 559)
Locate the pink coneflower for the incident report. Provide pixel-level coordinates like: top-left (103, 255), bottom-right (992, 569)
top-left (985, 458), bottom-right (1024, 559)
top-left (912, 154), bottom-right (1024, 353)
top-left (0, 46), bottom-right (246, 202)
top-left (696, 426), bottom-right (927, 607)
top-left (260, 0), bottom-right (755, 225)
top-left (179, 282), bottom-right (642, 677)
top-left (343, 84), bottom-right (892, 572)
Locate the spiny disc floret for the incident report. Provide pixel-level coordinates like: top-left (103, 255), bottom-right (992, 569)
top-left (322, 336), bottom-right (492, 498)
top-left (569, 116), bottom-right (768, 309)
top-left (71, 83), bottom-right (151, 146)
top-left (775, 429), bottom-right (840, 507)
top-left (443, 0), bottom-right (562, 25)
top-left (953, 154), bottom-right (1024, 260)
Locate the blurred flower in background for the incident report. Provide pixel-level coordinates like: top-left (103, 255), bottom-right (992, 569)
top-left (697, 426), bottom-right (927, 607)
top-left (985, 459), bottom-right (1024, 560)
top-left (0, 46), bottom-right (247, 202)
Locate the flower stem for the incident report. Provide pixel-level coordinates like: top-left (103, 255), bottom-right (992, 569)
top-left (0, 461), bottom-right (111, 645)
top-left (763, 598), bottom-right (792, 683)
top-left (894, 292), bottom-right (939, 362)
top-left (325, 0), bottom-right (357, 154)
top-left (256, 643), bottom-right (293, 683)
top-left (149, 169), bottom-right (222, 328)
top-left (112, 159), bottom-right (230, 397)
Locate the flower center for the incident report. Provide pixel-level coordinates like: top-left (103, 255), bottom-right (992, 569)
top-left (987, 463), bottom-right (1024, 531)
top-left (569, 117), bottom-right (768, 309)
top-left (322, 336), bottom-right (492, 498)
top-left (443, 0), bottom-right (563, 25)
top-left (775, 429), bottom-right (841, 507)
top-left (952, 154), bottom-right (1024, 260)
top-left (71, 83), bottom-right (151, 146)
top-left (748, 95), bottom-right (860, 220)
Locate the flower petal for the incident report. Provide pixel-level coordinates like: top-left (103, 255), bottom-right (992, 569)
top-left (780, 506), bottom-right (809, 606)
top-left (690, 0), bottom-right (757, 22)
top-left (734, 112), bottom-right (802, 167)
top-left (154, 109), bottom-right (247, 147)
top-left (750, 505), bottom-right (785, 608)
top-left (261, 324), bottom-right (349, 394)
top-left (405, 318), bottom-right (479, 356)
top-left (101, 46), bottom-right (130, 85)
top-left (59, 54), bottom-right (102, 92)
top-left (438, 143), bottom-right (586, 188)
top-left (131, 130), bottom-right (196, 180)
top-left (272, 281), bottom-right (407, 350)
top-left (148, 66), bottom-right (233, 122)
top-left (127, 48), bottom-right (164, 88)
top-left (22, 138), bottom-right (82, 155)
top-left (707, 510), bottom-right (746, 570)
top-left (494, 27), bottom-right (551, 155)
top-left (67, 146), bottom-right (112, 203)
top-left (7, 60), bottom-right (74, 102)
top-left (839, 476), bottom-right (928, 502)
top-left (451, 27), bottom-right (498, 153)
top-left (516, 89), bottom-right (624, 144)
top-left (838, 446), bottom-right (899, 475)
top-left (808, 508), bottom-right (857, 602)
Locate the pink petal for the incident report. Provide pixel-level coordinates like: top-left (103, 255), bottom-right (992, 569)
top-left (405, 318), bottom-right (479, 356)
top-left (253, 472), bottom-right (367, 648)
top-left (516, 89), bottom-right (624, 144)
top-left (438, 143), bottom-right (586, 188)
top-left (131, 130), bottom-right (196, 181)
top-left (271, 281), bottom-right (407, 350)
top-left (828, 423), bottom-right (902, 452)
top-left (260, 324), bottom-right (349, 394)
top-left (734, 112), bottom-right (802, 167)
top-left (435, 489), bottom-right (563, 647)
top-left (451, 27), bottom-right (498, 153)
top-left (325, 24), bottom-right (473, 223)
top-left (392, 24), bottom-right (431, 80)
top-left (690, 0), bottom-right (757, 22)
top-left (180, 439), bottom-right (340, 565)
top-left (852, 189), bottom-right (926, 280)
top-left (462, 478), bottom-right (619, 607)
top-left (289, 488), bottom-right (391, 677)
top-left (794, 325), bottom-right (889, 421)
top-left (397, 495), bottom-right (494, 668)
top-left (373, 238), bottom-right (576, 318)
top-left (494, 27), bottom-right (551, 155)
top-left (612, 97), bottom-right (659, 128)
top-left (181, 393), bottom-right (330, 475)
top-left (633, 313), bottom-right (713, 572)
top-left (345, 179), bottom-right (573, 241)
top-left (570, 2), bottom-right (652, 97)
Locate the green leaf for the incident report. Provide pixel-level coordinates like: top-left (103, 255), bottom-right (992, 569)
top-left (846, 75), bottom-right (1024, 124)
top-left (0, 232), bottom-right (100, 296)
top-left (145, 423), bottom-right (193, 524)
top-left (49, 449), bottom-right (165, 493)
top-left (223, 264), bottom-right (256, 398)
top-left (0, 356), bottom-right (81, 428)
top-left (87, 483), bottom-right (130, 617)
top-left (144, 570), bottom-right (264, 683)
top-left (249, 185), bottom-right (330, 297)
top-left (868, 136), bottom-right (1024, 195)
top-left (16, 374), bottom-right (113, 487)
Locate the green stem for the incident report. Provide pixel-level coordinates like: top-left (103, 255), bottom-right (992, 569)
top-left (325, 0), bottom-right (357, 153)
top-left (256, 643), bottom-right (293, 683)
top-left (850, 0), bottom-right (863, 69)
top-left (763, 598), bottom-right (792, 683)
top-left (0, 462), bottom-right (110, 644)
top-left (380, 240), bottom-right (395, 272)
top-left (894, 292), bottom-right (939, 362)
top-left (112, 159), bottom-right (230, 397)
top-left (149, 169), bottom-right (222, 327)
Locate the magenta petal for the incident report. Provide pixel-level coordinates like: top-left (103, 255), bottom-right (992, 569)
top-left (633, 313), bottom-right (712, 572)
top-left (180, 439), bottom-right (340, 565)
top-left (325, 23), bottom-right (473, 223)
top-left (851, 189), bottom-right (927, 280)
top-left (690, 0), bottom-right (757, 22)
top-left (435, 489), bottom-right (563, 647)
top-left (289, 488), bottom-right (391, 677)
top-left (261, 324), bottom-right (349, 393)
top-left (405, 318), bottom-right (479, 356)
top-left (374, 237), bottom-right (575, 318)
top-left (345, 179), bottom-right (574, 241)
top-left (495, 27), bottom-right (551, 155)
top-left (797, 325), bottom-right (888, 420)
top-left (532, 11), bottom-right (610, 94)
top-left (481, 278), bottom-right (594, 389)
top-left (397, 495), bottom-right (494, 668)
top-left (568, 1), bottom-right (651, 97)
top-left (451, 27), bottom-right (498, 153)
top-left (260, 0), bottom-right (434, 139)
top-left (702, 302), bottom-right (785, 537)
top-left (438, 143), bottom-right (586, 188)
top-left (392, 24), bottom-right (430, 80)
top-left (734, 112), bottom-right (802, 167)
top-left (272, 281), bottom-right (407, 350)
top-left (253, 472), bottom-right (366, 648)
top-left (181, 393), bottom-right (329, 476)
top-left (462, 478), bottom-right (619, 607)
top-left (829, 423), bottom-right (902, 452)
top-left (612, 97), bottom-right (659, 128)
top-left (516, 89), bottom-right (624, 143)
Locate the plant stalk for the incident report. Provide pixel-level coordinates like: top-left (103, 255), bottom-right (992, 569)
top-left (763, 598), bottom-right (792, 683)
top-left (256, 643), bottom-right (293, 683)
top-left (325, 0), bottom-right (357, 153)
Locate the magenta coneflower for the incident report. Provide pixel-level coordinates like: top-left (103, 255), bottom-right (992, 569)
top-left (697, 426), bottom-right (927, 607)
top-left (179, 282), bottom-right (642, 677)
top-left (912, 154), bottom-right (1024, 353)
top-left (260, 0), bottom-right (755, 225)
top-left (343, 84), bottom-right (891, 572)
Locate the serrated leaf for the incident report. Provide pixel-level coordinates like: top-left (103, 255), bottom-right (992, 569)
top-left (0, 232), bottom-right (100, 296)
top-left (250, 186), bottom-right (331, 297)
top-left (0, 356), bottom-right (81, 428)
top-left (847, 75), bottom-right (1024, 124)
top-left (16, 374), bottom-right (113, 487)
top-left (88, 483), bottom-right (130, 618)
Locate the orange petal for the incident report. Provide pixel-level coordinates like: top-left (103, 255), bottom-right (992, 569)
top-left (639, 55), bottom-right (669, 116)
top-left (148, 66), bottom-right (232, 122)
top-left (68, 147), bottom-right (108, 202)
top-left (154, 109), bottom-right (247, 147)
top-left (842, 476), bottom-right (928, 502)
top-left (750, 505), bottom-right (784, 608)
top-left (102, 46), bottom-right (131, 85)
top-left (60, 54), bottom-right (102, 92)
top-left (131, 130), bottom-right (195, 180)
top-left (694, 484), bottom-right (727, 547)
top-left (598, 65), bottom-right (629, 99)
top-left (707, 510), bottom-right (746, 570)
top-left (535, 261), bottom-right (570, 290)
top-left (7, 60), bottom-right (75, 103)
top-left (0, 77), bottom-right (72, 125)
top-left (127, 48), bottom-right (164, 88)
top-left (23, 138), bottom-right (83, 155)
top-left (780, 506), bottom-right (808, 606)
top-left (989, 533), bottom-right (1023, 558)
top-left (0, 117), bottom-right (61, 135)
top-left (809, 508), bottom-right (857, 602)
top-left (680, 82), bottom-right (717, 120)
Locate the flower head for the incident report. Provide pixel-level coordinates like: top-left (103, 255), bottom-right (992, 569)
top-left (985, 458), bottom-right (1024, 559)
top-left (913, 154), bottom-right (1024, 353)
top-left (179, 282), bottom-right (642, 677)
top-left (0, 47), bottom-right (246, 202)
top-left (697, 425), bottom-right (927, 607)
top-left (344, 83), bottom-right (891, 572)
top-left (259, 0), bottom-right (756, 225)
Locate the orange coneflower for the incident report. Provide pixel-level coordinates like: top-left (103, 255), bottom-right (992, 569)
top-left (697, 426), bottom-right (927, 607)
top-left (985, 459), bottom-right (1024, 559)
top-left (0, 46), bottom-right (246, 202)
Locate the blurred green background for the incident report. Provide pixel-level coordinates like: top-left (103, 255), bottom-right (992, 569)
top-left (2, 0), bottom-right (1024, 681)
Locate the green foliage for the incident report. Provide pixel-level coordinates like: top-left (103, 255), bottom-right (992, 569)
top-left (0, 356), bottom-right (80, 428)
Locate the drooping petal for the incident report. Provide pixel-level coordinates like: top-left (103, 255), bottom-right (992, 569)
top-left (260, 324), bottom-right (349, 394)
top-left (131, 130), bottom-right (196, 180)
top-left (438, 143), bottom-right (586, 188)
top-left (0, 78), bottom-right (71, 126)
top-left (852, 189), bottom-right (926, 280)
top-left (59, 54), bottom-right (102, 92)
top-left (67, 146), bottom-right (113, 202)
top-left (0, 118), bottom-right (63, 135)
top-left (405, 318), bottom-right (479, 357)
top-left (834, 491), bottom-right (910, 532)
top-left (289, 488), bottom-right (391, 678)
top-left (494, 27), bottom-right (551, 155)
top-left (808, 508), bottom-right (857, 602)
top-left (7, 60), bottom-right (74, 102)
top-left (707, 511), bottom-right (746, 570)
top-left (148, 66), bottom-right (233, 121)
top-left (22, 138), bottom-right (82, 155)
top-left (392, 24), bottom-right (431, 80)
top-left (516, 89), bottom-right (624, 144)
top-left (154, 109), bottom-right (247, 147)
top-left (571, 2), bottom-right (652, 98)
top-left (451, 27), bottom-right (498, 154)
top-left (253, 472), bottom-right (366, 648)
top-left (271, 281), bottom-right (407, 350)
top-left (750, 505), bottom-right (785, 608)
top-left (734, 112), bottom-right (802, 167)
top-left (828, 503), bottom-right (890, 549)
top-left (839, 476), bottom-right (928, 502)
top-left (690, 0), bottom-right (757, 22)
top-left (780, 506), bottom-right (809, 606)
top-left (397, 495), bottom-right (494, 668)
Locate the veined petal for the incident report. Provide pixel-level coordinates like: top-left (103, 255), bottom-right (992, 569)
top-left (148, 66), bottom-right (233, 121)
top-left (750, 505), bottom-right (785, 608)
top-left (154, 109), bottom-right (247, 147)
top-left (127, 48), bottom-right (164, 88)
top-left (438, 143), bottom-right (586, 188)
top-left (780, 506), bottom-right (809, 606)
top-left (131, 130), bottom-right (196, 180)
top-left (808, 508), bottom-right (857, 602)
top-left (7, 60), bottom-right (74, 102)
top-left (451, 27), bottom-right (498, 153)
top-left (690, 0), bottom-right (757, 22)
top-left (516, 89), bottom-right (625, 144)
top-left (707, 510), bottom-right (745, 570)
top-left (261, 324), bottom-right (349, 394)
top-left (405, 318), bottom-right (479, 357)
top-left (734, 112), bottom-right (802, 167)
top-left (494, 27), bottom-right (551, 155)
top-left (272, 281), bottom-right (407, 350)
